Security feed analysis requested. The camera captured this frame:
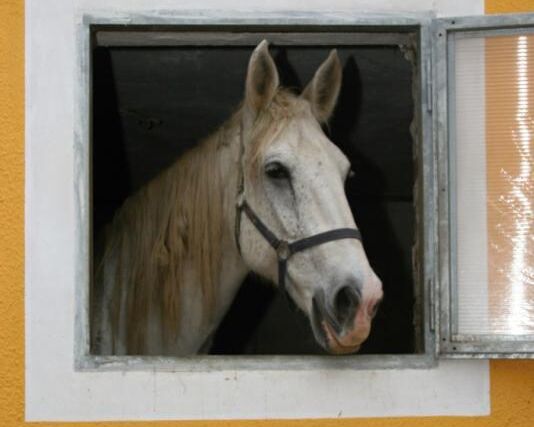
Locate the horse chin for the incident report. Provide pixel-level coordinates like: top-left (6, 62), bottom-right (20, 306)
top-left (311, 296), bottom-right (366, 355)
top-left (321, 321), bottom-right (362, 355)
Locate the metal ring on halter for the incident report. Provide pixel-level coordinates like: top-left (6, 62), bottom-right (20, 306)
top-left (275, 240), bottom-right (291, 260)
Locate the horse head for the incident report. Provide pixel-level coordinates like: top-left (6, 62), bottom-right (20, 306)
top-left (236, 41), bottom-right (383, 354)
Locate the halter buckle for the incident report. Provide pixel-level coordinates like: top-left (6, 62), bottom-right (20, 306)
top-left (276, 240), bottom-right (291, 260)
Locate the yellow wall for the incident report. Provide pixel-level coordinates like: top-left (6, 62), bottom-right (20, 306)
top-left (0, 0), bottom-right (532, 425)
top-left (487, 0), bottom-right (534, 13)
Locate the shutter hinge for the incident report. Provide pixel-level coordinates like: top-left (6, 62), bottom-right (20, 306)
top-left (429, 278), bottom-right (436, 332)
top-left (425, 56), bottom-right (433, 113)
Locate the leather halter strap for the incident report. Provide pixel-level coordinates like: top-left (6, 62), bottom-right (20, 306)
top-left (234, 121), bottom-right (362, 295)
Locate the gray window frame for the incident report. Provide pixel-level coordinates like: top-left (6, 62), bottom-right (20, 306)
top-left (75, 11), bottom-right (534, 373)
top-left (76, 11), bottom-right (437, 372)
top-left (434, 13), bottom-right (534, 358)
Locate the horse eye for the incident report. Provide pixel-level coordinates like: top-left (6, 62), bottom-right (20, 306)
top-left (265, 162), bottom-right (290, 180)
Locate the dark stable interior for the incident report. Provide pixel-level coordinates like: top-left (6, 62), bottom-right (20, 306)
top-left (92, 41), bottom-right (417, 355)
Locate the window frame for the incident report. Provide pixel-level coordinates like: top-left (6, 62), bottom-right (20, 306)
top-left (76, 12), bottom-right (437, 370)
top-left (434, 13), bottom-right (534, 358)
top-left (77, 11), bottom-right (534, 369)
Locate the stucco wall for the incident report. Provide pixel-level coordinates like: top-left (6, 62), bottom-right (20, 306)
top-left (0, 0), bottom-right (533, 425)
top-left (0, 0), bottom-right (25, 425)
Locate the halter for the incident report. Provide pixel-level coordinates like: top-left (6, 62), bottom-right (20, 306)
top-left (234, 121), bottom-right (362, 296)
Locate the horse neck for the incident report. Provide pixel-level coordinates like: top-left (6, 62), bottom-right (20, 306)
top-left (158, 116), bottom-right (249, 354)
top-left (199, 118), bottom-right (250, 329)
top-left (97, 115), bottom-right (250, 356)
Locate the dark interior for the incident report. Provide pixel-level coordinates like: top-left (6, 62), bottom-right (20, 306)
top-left (92, 38), bottom-right (418, 355)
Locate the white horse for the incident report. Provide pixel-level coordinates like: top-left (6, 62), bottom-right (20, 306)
top-left (92, 41), bottom-right (383, 356)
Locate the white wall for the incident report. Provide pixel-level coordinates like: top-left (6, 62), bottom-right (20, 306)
top-left (79, 0), bottom-right (483, 17)
top-left (25, 0), bottom-right (487, 422)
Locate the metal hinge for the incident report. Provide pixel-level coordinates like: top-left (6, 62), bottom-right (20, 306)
top-left (425, 56), bottom-right (433, 112)
top-left (429, 278), bottom-right (436, 332)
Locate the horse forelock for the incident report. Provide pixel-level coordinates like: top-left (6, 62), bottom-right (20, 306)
top-left (248, 89), bottom-right (311, 170)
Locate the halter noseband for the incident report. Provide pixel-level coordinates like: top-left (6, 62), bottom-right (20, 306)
top-left (234, 122), bottom-right (362, 295)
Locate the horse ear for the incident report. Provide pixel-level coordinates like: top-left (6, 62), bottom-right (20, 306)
top-left (302, 49), bottom-right (342, 123)
top-left (245, 40), bottom-right (279, 116)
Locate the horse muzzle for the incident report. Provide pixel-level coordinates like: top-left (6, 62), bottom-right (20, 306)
top-left (311, 284), bottom-right (382, 355)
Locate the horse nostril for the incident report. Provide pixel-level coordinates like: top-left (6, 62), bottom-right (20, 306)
top-left (333, 285), bottom-right (360, 326)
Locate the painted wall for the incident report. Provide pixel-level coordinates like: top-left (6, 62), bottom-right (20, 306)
top-left (0, 0), bottom-right (533, 425)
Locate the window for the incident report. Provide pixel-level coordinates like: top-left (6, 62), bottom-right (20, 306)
top-left (435, 15), bottom-right (534, 357)
top-left (90, 28), bottom-right (424, 357)
top-left (75, 8), bottom-right (532, 381)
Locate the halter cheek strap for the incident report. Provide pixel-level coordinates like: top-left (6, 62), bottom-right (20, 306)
top-left (234, 122), bottom-right (362, 295)
top-left (237, 199), bottom-right (361, 294)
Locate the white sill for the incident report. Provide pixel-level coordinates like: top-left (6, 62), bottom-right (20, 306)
top-left (26, 354), bottom-right (489, 421)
